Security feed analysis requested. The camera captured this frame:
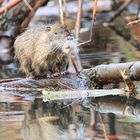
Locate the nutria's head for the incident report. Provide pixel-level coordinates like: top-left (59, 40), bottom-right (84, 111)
top-left (37, 24), bottom-right (77, 54)
top-left (38, 23), bottom-right (82, 73)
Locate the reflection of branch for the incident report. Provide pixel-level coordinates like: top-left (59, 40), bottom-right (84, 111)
top-left (98, 113), bottom-right (109, 140)
top-left (120, 70), bottom-right (137, 96)
top-left (93, 96), bottom-right (140, 119)
top-left (89, 107), bottom-right (95, 127)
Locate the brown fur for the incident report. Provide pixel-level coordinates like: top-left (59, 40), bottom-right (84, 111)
top-left (14, 23), bottom-right (78, 78)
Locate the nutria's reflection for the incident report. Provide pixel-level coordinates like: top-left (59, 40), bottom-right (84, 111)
top-left (21, 98), bottom-right (97, 140)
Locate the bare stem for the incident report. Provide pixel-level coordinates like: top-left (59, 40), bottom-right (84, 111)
top-left (58, 0), bottom-right (65, 25)
top-left (75, 0), bottom-right (83, 39)
top-left (21, 0), bottom-right (46, 31)
top-left (63, 0), bottom-right (69, 17)
top-left (23, 0), bottom-right (34, 12)
top-left (0, 0), bottom-right (21, 14)
top-left (90, 0), bottom-right (98, 40)
top-left (108, 0), bottom-right (133, 23)
top-left (92, 0), bottom-right (97, 25)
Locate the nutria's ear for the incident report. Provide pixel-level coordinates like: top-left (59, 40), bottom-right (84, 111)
top-left (45, 26), bottom-right (51, 31)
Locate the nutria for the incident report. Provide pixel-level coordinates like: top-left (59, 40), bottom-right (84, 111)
top-left (14, 23), bottom-right (82, 78)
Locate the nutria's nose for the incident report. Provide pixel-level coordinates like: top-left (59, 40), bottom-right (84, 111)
top-left (67, 36), bottom-right (73, 40)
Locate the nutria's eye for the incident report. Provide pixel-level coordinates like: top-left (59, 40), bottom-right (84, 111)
top-left (45, 26), bottom-right (51, 31)
top-left (54, 32), bottom-right (58, 35)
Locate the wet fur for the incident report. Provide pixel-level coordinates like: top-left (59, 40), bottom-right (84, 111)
top-left (14, 23), bottom-right (77, 78)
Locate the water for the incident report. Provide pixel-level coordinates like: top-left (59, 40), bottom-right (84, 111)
top-left (0, 5), bottom-right (140, 139)
top-left (0, 95), bottom-right (140, 140)
top-left (0, 47), bottom-right (139, 139)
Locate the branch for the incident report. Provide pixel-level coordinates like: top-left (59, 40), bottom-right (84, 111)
top-left (108, 0), bottom-right (133, 23)
top-left (21, 0), bottom-right (47, 30)
top-left (0, 0), bottom-right (50, 37)
top-left (42, 89), bottom-right (125, 101)
top-left (90, 0), bottom-right (98, 40)
top-left (82, 61), bottom-right (140, 84)
top-left (0, 0), bottom-right (21, 14)
top-left (58, 0), bottom-right (65, 25)
top-left (0, 61), bottom-right (139, 99)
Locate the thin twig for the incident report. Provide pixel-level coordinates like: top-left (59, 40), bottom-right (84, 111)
top-left (78, 40), bottom-right (91, 48)
top-left (0, 0), bottom-right (21, 14)
top-left (92, 0), bottom-right (97, 25)
top-left (127, 19), bottom-right (140, 25)
top-left (75, 0), bottom-right (83, 39)
top-left (127, 4), bottom-right (140, 25)
top-left (136, 3), bottom-right (140, 19)
top-left (120, 69), bottom-right (137, 96)
top-left (98, 113), bottom-right (109, 140)
top-left (89, 106), bottom-right (95, 127)
top-left (0, 78), bottom-right (23, 84)
top-left (0, 0), bottom-right (4, 5)
top-left (0, 0), bottom-right (34, 14)
top-left (21, 0), bottom-right (46, 31)
top-left (90, 0), bottom-right (98, 40)
top-left (58, 0), bottom-right (65, 25)
top-left (23, 0), bottom-right (34, 13)
top-left (63, 0), bottom-right (69, 17)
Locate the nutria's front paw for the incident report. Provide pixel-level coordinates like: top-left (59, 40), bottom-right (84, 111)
top-left (61, 71), bottom-right (69, 76)
top-left (47, 71), bottom-right (69, 78)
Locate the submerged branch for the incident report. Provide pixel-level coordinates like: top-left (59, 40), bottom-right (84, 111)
top-left (0, 75), bottom-right (89, 92)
